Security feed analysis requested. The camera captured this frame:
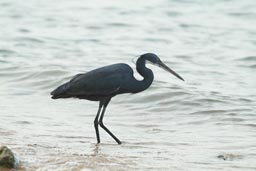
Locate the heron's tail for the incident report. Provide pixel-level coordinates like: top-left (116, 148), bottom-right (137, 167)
top-left (51, 82), bottom-right (71, 99)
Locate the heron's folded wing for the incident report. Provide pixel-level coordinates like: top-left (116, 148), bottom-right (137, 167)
top-left (66, 71), bottom-right (122, 96)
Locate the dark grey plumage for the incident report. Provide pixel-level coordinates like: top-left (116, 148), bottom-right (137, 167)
top-left (52, 63), bottom-right (138, 100)
top-left (51, 53), bottom-right (184, 144)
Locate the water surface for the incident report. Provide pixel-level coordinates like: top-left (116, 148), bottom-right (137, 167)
top-left (0, 0), bottom-right (256, 170)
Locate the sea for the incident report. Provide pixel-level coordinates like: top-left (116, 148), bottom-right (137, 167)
top-left (0, 0), bottom-right (256, 170)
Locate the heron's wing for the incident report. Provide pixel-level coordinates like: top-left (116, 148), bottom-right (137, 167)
top-left (66, 64), bottom-right (130, 96)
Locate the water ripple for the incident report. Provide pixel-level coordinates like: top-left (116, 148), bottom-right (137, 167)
top-left (0, 0), bottom-right (256, 170)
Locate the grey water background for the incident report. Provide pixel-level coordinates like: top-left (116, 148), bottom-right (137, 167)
top-left (0, 0), bottom-right (256, 170)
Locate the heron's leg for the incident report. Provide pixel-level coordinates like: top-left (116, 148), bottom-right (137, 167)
top-left (94, 102), bottom-right (103, 144)
top-left (99, 98), bottom-right (122, 144)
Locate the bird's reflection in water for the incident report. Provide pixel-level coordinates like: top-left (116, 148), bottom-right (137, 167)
top-left (92, 143), bottom-right (101, 156)
top-left (86, 143), bottom-right (131, 170)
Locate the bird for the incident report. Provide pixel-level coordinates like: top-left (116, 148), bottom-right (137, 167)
top-left (51, 53), bottom-right (184, 144)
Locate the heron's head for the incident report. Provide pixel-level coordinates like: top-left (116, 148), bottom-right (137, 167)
top-left (140, 53), bottom-right (184, 81)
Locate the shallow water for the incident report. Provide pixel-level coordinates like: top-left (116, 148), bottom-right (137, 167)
top-left (1, 0), bottom-right (256, 170)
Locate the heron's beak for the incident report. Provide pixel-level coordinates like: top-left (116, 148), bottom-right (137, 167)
top-left (157, 61), bottom-right (184, 81)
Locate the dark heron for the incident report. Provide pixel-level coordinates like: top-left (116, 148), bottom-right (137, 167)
top-left (51, 53), bottom-right (184, 144)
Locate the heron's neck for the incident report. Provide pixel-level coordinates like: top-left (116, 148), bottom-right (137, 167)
top-left (134, 57), bottom-right (154, 92)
